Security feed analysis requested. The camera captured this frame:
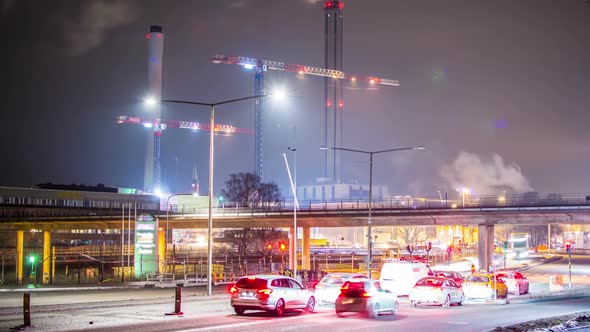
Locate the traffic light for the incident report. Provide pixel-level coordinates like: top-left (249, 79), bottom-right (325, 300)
top-left (28, 255), bottom-right (36, 264)
top-left (266, 242), bottom-right (273, 250)
top-left (279, 242), bottom-right (287, 252)
top-left (565, 240), bottom-right (572, 253)
top-left (427, 242), bottom-right (432, 251)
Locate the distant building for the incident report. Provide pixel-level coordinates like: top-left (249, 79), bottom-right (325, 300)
top-left (296, 183), bottom-right (389, 202)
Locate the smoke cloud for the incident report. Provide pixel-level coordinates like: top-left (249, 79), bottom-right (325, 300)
top-left (303, 0), bottom-right (324, 4)
top-left (61, 1), bottom-right (136, 56)
top-left (440, 152), bottom-right (533, 195)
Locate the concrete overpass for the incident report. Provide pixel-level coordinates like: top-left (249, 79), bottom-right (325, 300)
top-left (3, 204), bottom-right (590, 284)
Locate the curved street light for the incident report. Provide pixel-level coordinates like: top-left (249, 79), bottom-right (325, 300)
top-left (320, 145), bottom-right (425, 279)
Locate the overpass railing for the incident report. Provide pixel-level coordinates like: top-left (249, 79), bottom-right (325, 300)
top-left (2, 192), bottom-right (590, 219)
top-left (164, 192), bottom-right (590, 217)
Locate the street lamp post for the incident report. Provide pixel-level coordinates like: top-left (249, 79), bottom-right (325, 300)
top-left (156, 95), bottom-right (269, 296)
top-left (283, 146), bottom-right (298, 281)
top-left (321, 145), bottom-right (424, 279)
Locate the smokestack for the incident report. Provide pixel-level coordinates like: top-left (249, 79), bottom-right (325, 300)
top-left (144, 25), bottom-right (164, 193)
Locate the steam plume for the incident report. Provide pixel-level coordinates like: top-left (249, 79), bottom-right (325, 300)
top-left (440, 152), bottom-right (533, 195)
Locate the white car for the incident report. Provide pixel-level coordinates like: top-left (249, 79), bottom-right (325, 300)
top-left (380, 260), bottom-right (432, 296)
top-left (314, 273), bottom-right (367, 305)
top-left (230, 275), bottom-right (316, 316)
top-left (409, 277), bottom-right (464, 307)
top-left (335, 279), bottom-right (400, 318)
top-left (496, 270), bottom-right (530, 295)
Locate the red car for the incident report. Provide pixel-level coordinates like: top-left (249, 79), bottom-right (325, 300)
top-left (432, 270), bottom-right (465, 287)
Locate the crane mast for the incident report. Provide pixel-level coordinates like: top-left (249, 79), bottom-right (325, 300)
top-left (210, 54), bottom-right (399, 181)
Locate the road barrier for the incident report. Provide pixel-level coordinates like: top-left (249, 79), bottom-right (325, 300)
top-left (146, 273), bottom-right (175, 285)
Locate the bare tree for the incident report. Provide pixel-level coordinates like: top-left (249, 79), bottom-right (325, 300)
top-left (397, 226), bottom-right (430, 245)
top-left (220, 172), bottom-right (283, 207)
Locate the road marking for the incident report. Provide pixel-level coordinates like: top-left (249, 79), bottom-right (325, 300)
top-left (180, 312), bottom-right (332, 331)
top-left (448, 321), bottom-right (469, 325)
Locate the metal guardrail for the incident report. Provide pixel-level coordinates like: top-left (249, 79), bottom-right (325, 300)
top-left (2, 192), bottom-right (590, 219)
top-left (163, 193), bottom-right (590, 218)
top-left (146, 273), bottom-right (175, 284)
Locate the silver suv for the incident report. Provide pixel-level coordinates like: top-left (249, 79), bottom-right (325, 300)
top-left (230, 275), bottom-right (316, 316)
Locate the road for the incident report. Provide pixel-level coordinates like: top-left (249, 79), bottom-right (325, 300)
top-left (0, 254), bottom-right (589, 332)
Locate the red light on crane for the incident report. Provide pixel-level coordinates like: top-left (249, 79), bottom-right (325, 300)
top-left (338, 102), bottom-right (343, 107)
top-left (157, 33), bottom-right (163, 39)
top-left (146, 34), bottom-right (151, 39)
top-left (327, 101), bottom-right (332, 107)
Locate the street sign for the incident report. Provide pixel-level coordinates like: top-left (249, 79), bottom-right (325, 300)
top-left (134, 214), bottom-right (159, 279)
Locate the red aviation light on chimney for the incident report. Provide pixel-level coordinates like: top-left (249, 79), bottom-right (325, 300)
top-left (338, 102), bottom-right (343, 107)
top-left (327, 101), bottom-right (332, 107)
top-left (157, 33), bottom-right (163, 39)
top-left (324, 1), bottom-right (344, 9)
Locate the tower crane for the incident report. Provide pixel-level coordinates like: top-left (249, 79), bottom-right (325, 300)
top-left (115, 115), bottom-right (252, 135)
top-left (209, 54), bottom-right (399, 180)
top-left (116, 115), bottom-right (251, 192)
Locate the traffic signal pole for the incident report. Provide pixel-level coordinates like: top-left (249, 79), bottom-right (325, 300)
top-left (566, 241), bottom-right (572, 288)
top-left (568, 252), bottom-right (572, 288)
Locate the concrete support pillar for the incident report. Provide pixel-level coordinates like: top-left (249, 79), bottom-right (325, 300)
top-left (157, 228), bottom-right (166, 273)
top-left (302, 227), bottom-right (311, 270)
top-left (43, 231), bottom-right (51, 285)
top-left (289, 226), bottom-right (295, 271)
top-left (16, 230), bottom-right (23, 284)
top-left (477, 224), bottom-right (495, 272)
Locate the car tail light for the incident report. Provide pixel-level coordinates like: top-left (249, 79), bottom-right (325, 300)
top-left (362, 292), bottom-right (371, 298)
top-left (257, 288), bottom-right (273, 296)
top-left (229, 286), bottom-right (238, 294)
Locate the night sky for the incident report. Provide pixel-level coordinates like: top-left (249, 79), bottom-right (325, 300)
top-left (2, 0), bottom-right (589, 198)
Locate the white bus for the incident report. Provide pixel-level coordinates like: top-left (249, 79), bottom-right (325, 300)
top-left (507, 233), bottom-right (530, 259)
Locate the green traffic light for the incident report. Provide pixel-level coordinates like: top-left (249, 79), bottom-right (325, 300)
top-left (28, 256), bottom-right (35, 263)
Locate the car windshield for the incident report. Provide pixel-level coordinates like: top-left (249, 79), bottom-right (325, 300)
top-left (415, 278), bottom-right (444, 287)
top-left (466, 275), bottom-right (489, 283)
top-left (319, 275), bottom-right (345, 285)
top-left (434, 271), bottom-right (451, 278)
top-left (236, 277), bottom-right (267, 289)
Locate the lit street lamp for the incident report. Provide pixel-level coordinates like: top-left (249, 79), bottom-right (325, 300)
top-left (149, 94), bottom-right (272, 296)
top-left (320, 145), bottom-right (425, 279)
